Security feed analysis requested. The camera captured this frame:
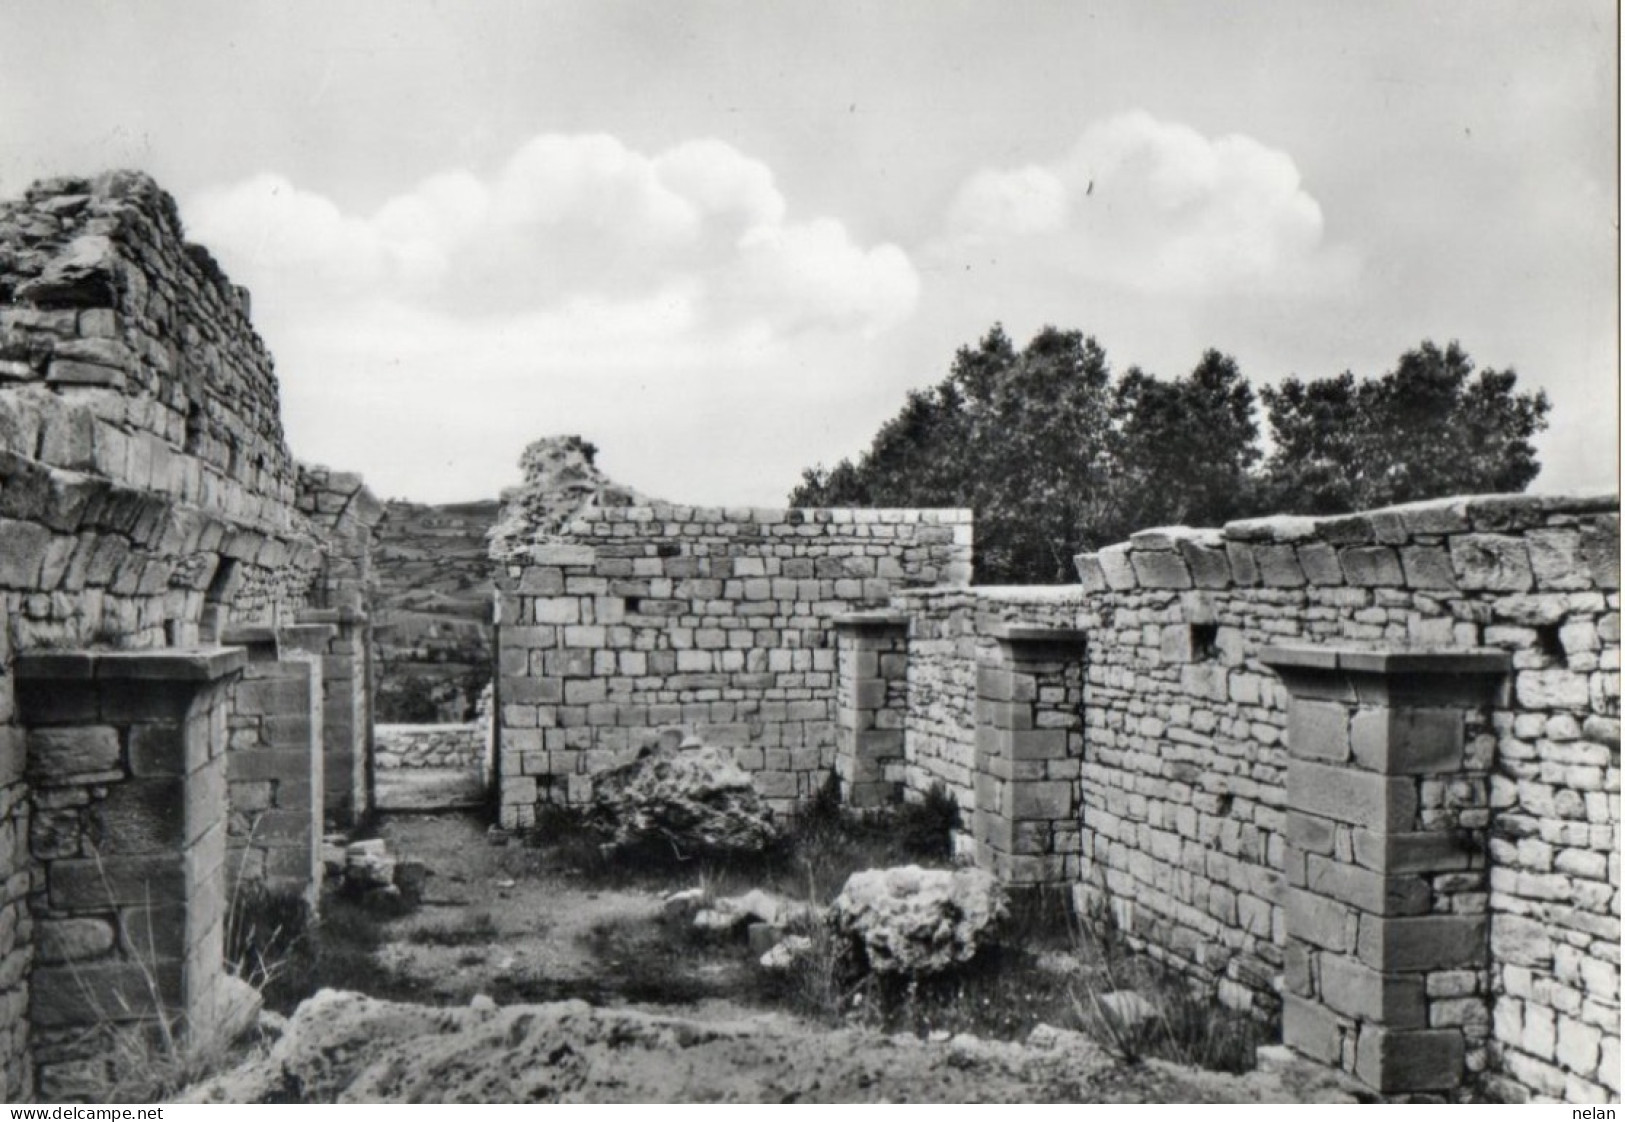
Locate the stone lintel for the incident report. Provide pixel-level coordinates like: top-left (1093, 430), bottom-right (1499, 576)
top-left (987, 624), bottom-right (1089, 651)
top-left (16, 647), bottom-right (247, 683)
top-left (220, 625), bottom-right (280, 650)
top-left (832, 610), bottom-right (911, 635)
top-left (1262, 646), bottom-right (1508, 708)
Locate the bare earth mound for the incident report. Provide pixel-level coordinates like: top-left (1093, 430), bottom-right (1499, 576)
top-left (183, 990), bottom-right (1361, 1104)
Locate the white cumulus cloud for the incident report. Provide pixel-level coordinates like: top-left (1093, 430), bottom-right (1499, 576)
top-left (189, 133), bottom-right (916, 331)
top-left (182, 134), bottom-right (920, 504)
top-left (939, 111), bottom-right (1354, 298)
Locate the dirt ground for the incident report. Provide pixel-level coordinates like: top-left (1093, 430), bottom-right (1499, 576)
top-left (194, 809), bottom-right (1368, 1104)
top-left (363, 810), bottom-right (776, 1015)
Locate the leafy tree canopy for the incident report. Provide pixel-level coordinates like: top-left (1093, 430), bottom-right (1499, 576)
top-left (1259, 340), bottom-right (1549, 514)
top-left (793, 329), bottom-right (1550, 583)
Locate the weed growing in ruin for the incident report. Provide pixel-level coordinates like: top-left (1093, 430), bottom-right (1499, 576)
top-left (1065, 893), bottom-right (1265, 1074)
top-left (55, 850), bottom-right (295, 1102)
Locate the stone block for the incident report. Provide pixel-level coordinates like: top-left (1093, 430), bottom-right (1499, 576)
top-left (1178, 539), bottom-right (1233, 588)
top-left (1525, 529), bottom-right (1591, 591)
top-left (35, 917), bottom-right (116, 964)
top-left (49, 854), bottom-right (185, 909)
top-left (29, 960), bottom-right (182, 1027)
top-left (1305, 854), bottom-right (1429, 916)
top-left (1008, 729), bottom-right (1068, 761)
top-left (1256, 544), bottom-right (1306, 587)
top-left (231, 676), bottom-right (310, 716)
top-left (1096, 545), bottom-right (1137, 590)
top-left (1284, 887), bottom-right (1354, 952)
top-left (1357, 914), bottom-right (1486, 972)
top-left (1354, 1026), bottom-right (1464, 1092)
top-left (1340, 546), bottom-right (1404, 588)
top-left (1282, 993), bottom-right (1347, 1066)
top-left (1580, 517), bottom-right (1619, 589)
top-left (117, 904), bottom-right (187, 963)
top-left (1288, 760), bottom-right (1417, 832)
top-left (1296, 542), bottom-right (1343, 585)
top-left (0, 518), bottom-right (52, 587)
top-left (1400, 545), bottom-right (1457, 591)
top-left (93, 778), bottom-right (187, 854)
top-left (27, 726), bottom-right (121, 782)
top-left (1225, 542), bottom-right (1259, 585)
top-left (1349, 708), bottom-right (1464, 775)
top-left (1319, 954), bottom-right (1426, 1027)
top-left (1490, 913), bottom-right (1554, 968)
top-left (127, 720), bottom-right (207, 777)
top-left (1350, 829), bottom-right (1476, 874)
top-left (529, 543), bottom-right (596, 566)
top-left (1011, 780), bottom-right (1071, 820)
top-left (1073, 553), bottom-right (1107, 591)
top-left (1450, 535), bottom-right (1533, 592)
top-left (1130, 550), bottom-right (1191, 589)
top-left (1286, 812), bottom-right (1336, 855)
top-left (1287, 700), bottom-right (1351, 763)
top-left (1515, 668), bottom-right (1591, 710)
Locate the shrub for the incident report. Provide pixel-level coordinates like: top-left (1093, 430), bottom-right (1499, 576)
top-left (895, 782), bottom-right (960, 860)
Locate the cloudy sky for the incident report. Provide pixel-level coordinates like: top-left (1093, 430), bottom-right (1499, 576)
top-left (1, 1), bottom-right (1616, 505)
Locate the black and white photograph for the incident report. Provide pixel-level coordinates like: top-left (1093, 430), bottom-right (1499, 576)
top-left (0, 0), bottom-right (1617, 1106)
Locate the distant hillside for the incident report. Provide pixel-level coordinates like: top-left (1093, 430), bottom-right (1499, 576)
top-left (372, 436), bottom-right (658, 722)
top-left (372, 498), bottom-right (501, 722)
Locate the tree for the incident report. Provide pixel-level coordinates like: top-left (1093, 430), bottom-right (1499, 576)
top-left (1259, 340), bottom-right (1549, 514)
top-left (1101, 349), bottom-right (1261, 544)
top-left (793, 330), bottom-right (1550, 584)
top-left (792, 324), bottom-right (1117, 583)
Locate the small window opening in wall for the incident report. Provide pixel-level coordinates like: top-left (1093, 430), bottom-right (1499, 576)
top-left (1534, 623), bottom-right (1566, 667)
top-left (625, 596), bottom-right (642, 614)
top-left (1191, 623), bottom-right (1220, 662)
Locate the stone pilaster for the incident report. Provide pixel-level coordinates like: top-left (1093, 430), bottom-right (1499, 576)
top-left (975, 625), bottom-right (1087, 886)
top-left (15, 647), bottom-right (244, 1096)
top-left (218, 629), bottom-right (323, 904)
top-left (290, 609), bottom-right (368, 825)
top-left (1263, 645), bottom-right (1509, 1094)
top-left (833, 612), bottom-right (910, 808)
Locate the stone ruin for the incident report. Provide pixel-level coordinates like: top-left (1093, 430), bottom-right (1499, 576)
top-left (0, 170), bottom-right (1615, 1103)
top-left (490, 455), bottom-right (1620, 1098)
top-left (0, 172), bottom-right (385, 1098)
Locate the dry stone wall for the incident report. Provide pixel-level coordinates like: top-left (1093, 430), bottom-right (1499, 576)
top-left (1034, 492), bottom-right (1615, 1100)
top-left (375, 723), bottom-right (486, 771)
top-left (834, 491), bottom-right (1620, 1101)
top-left (0, 172), bottom-right (380, 1098)
top-left (494, 505), bottom-right (972, 825)
top-left (884, 587), bottom-right (1085, 818)
top-left (13, 648), bottom-right (242, 1099)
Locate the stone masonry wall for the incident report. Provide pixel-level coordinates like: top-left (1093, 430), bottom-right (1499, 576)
top-left (1060, 493), bottom-right (1618, 1101)
top-left (495, 505), bottom-right (972, 825)
top-left (14, 648), bottom-right (242, 1099)
top-left (375, 723), bottom-right (486, 771)
top-left (884, 586), bottom-right (1084, 855)
top-left (225, 656), bottom-right (323, 902)
top-left (0, 173), bottom-right (380, 1097)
